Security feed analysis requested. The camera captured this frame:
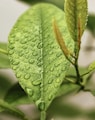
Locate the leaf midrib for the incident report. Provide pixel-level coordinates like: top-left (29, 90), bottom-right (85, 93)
top-left (39, 5), bottom-right (45, 103)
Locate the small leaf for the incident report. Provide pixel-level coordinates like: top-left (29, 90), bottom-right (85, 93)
top-left (8, 3), bottom-right (74, 111)
top-left (56, 83), bottom-right (80, 97)
top-left (88, 61), bottom-right (95, 72)
top-left (0, 43), bottom-right (10, 68)
top-left (0, 99), bottom-right (27, 120)
top-left (65, 0), bottom-right (88, 41)
top-left (53, 19), bottom-right (70, 57)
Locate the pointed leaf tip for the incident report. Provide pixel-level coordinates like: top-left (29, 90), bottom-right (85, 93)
top-left (65, 0), bottom-right (88, 41)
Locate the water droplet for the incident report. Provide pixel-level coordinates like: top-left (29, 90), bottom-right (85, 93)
top-left (22, 45), bottom-right (27, 49)
top-left (54, 63), bottom-right (60, 67)
top-left (29, 59), bottom-right (35, 64)
top-left (40, 83), bottom-right (43, 88)
top-left (49, 51), bottom-right (53, 55)
top-left (12, 60), bottom-right (19, 65)
top-left (9, 40), bottom-right (14, 44)
top-left (48, 79), bottom-right (53, 84)
top-left (38, 101), bottom-right (45, 111)
top-left (32, 80), bottom-right (41, 86)
top-left (50, 67), bottom-right (54, 72)
top-left (26, 88), bottom-right (33, 97)
top-left (9, 45), bottom-right (14, 49)
top-left (26, 66), bottom-right (30, 70)
top-left (20, 39), bottom-right (27, 44)
top-left (50, 45), bottom-right (55, 48)
top-left (16, 73), bottom-right (21, 78)
top-left (54, 83), bottom-right (59, 88)
top-left (9, 50), bottom-right (14, 55)
top-left (56, 79), bottom-right (60, 83)
top-left (16, 33), bottom-right (21, 38)
top-left (32, 52), bottom-right (38, 56)
top-left (25, 55), bottom-right (29, 59)
top-left (12, 66), bottom-right (18, 70)
top-left (61, 67), bottom-right (65, 71)
top-left (37, 61), bottom-right (43, 67)
top-left (48, 94), bottom-right (53, 101)
top-left (37, 42), bottom-right (42, 49)
top-left (56, 72), bottom-right (60, 77)
top-left (37, 57), bottom-right (42, 62)
top-left (19, 51), bottom-right (24, 57)
top-left (24, 74), bottom-right (31, 79)
top-left (56, 52), bottom-right (62, 57)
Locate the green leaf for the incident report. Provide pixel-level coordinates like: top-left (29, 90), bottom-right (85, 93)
top-left (0, 99), bottom-right (28, 120)
top-left (8, 3), bottom-right (74, 111)
top-left (65, 0), bottom-right (88, 41)
top-left (88, 61), bottom-right (95, 72)
top-left (56, 83), bottom-right (80, 97)
top-left (0, 43), bottom-right (10, 68)
top-left (4, 83), bottom-right (32, 105)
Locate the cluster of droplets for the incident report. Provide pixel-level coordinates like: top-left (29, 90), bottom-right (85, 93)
top-left (8, 3), bottom-right (74, 111)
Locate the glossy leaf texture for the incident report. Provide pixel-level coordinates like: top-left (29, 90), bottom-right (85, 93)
top-left (65, 0), bottom-right (88, 41)
top-left (8, 3), bottom-right (74, 111)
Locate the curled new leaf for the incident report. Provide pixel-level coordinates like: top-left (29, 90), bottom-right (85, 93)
top-left (65, 0), bottom-right (88, 41)
top-left (8, 3), bottom-right (74, 112)
top-left (53, 19), bottom-right (74, 65)
top-left (53, 19), bottom-right (70, 57)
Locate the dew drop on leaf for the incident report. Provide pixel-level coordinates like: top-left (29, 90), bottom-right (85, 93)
top-left (9, 50), bottom-right (14, 55)
top-left (12, 60), bottom-right (19, 65)
top-left (16, 73), bottom-right (21, 78)
top-left (54, 83), bottom-right (59, 88)
top-left (38, 101), bottom-right (45, 111)
top-left (26, 66), bottom-right (30, 70)
top-left (48, 94), bottom-right (53, 101)
top-left (24, 74), bottom-right (31, 79)
top-left (32, 52), bottom-right (38, 56)
top-left (37, 42), bottom-right (42, 49)
top-left (32, 80), bottom-right (41, 86)
top-left (12, 66), bottom-right (18, 70)
top-left (26, 88), bottom-right (33, 96)
top-left (48, 79), bottom-right (53, 84)
top-left (29, 59), bottom-right (35, 64)
top-left (56, 79), bottom-right (60, 83)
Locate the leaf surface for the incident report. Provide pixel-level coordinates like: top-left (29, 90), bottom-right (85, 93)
top-left (8, 3), bottom-right (74, 111)
top-left (65, 0), bottom-right (88, 41)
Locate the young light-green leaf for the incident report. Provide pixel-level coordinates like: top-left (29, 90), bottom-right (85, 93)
top-left (8, 3), bottom-right (74, 111)
top-left (65, 0), bottom-right (88, 41)
top-left (0, 43), bottom-right (10, 68)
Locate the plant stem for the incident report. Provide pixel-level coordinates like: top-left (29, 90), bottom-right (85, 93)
top-left (41, 111), bottom-right (46, 120)
top-left (74, 42), bottom-right (82, 85)
top-left (0, 48), bottom-right (8, 55)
